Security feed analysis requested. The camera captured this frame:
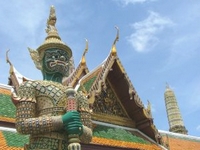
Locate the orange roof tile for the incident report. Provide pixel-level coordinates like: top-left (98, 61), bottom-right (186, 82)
top-left (163, 136), bottom-right (200, 150)
top-left (92, 137), bottom-right (162, 150)
top-left (0, 88), bottom-right (11, 95)
top-left (0, 116), bottom-right (15, 123)
top-left (0, 131), bottom-right (24, 150)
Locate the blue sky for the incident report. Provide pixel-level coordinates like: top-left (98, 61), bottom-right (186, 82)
top-left (0, 0), bottom-right (200, 136)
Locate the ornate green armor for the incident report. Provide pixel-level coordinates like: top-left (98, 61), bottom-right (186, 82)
top-left (14, 80), bottom-right (92, 150)
top-left (12, 5), bottom-right (92, 150)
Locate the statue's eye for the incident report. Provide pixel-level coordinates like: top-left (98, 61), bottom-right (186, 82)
top-left (60, 56), bottom-right (66, 61)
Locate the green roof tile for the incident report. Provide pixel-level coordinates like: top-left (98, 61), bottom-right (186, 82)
top-left (93, 125), bottom-right (150, 144)
top-left (1, 125), bottom-right (151, 149)
top-left (0, 94), bottom-right (16, 118)
top-left (2, 131), bottom-right (29, 147)
top-left (78, 76), bottom-right (97, 92)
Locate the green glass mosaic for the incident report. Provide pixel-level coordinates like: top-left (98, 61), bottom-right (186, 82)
top-left (78, 76), bottom-right (97, 92)
top-left (2, 131), bottom-right (29, 147)
top-left (0, 94), bottom-right (16, 118)
top-left (93, 125), bottom-right (150, 144)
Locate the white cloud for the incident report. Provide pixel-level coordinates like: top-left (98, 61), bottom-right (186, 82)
top-left (0, 1), bottom-right (48, 46)
top-left (117, 0), bottom-right (157, 5)
top-left (127, 11), bottom-right (173, 52)
top-left (197, 125), bottom-right (200, 131)
top-left (0, 1), bottom-right (49, 84)
top-left (185, 81), bottom-right (200, 115)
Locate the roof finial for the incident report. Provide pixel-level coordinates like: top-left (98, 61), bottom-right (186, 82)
top-left (111, 26), bottom-right (119, 56)
top-left (6, 49), bottom-right (11, 66)
top-left (113, 26), bottom-right (119, 45)
top-left (6, 50), bottom-right (14, 75)
top-left (81, 39), bottom-right (88, 65)
top-left (147, 100), bottom-right (152, 117)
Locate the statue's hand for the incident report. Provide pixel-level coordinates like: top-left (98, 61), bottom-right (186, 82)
top-left (62, 111), bottom-right (80, 123)
top-left (62, 111), bottom-right (83, 135)
top-left (67, 122), bottom-right (83, 135)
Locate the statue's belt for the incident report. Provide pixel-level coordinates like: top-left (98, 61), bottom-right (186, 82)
top-left (31, 132), bottom-right (67, 140)
top-left (38, 107), bottom-right (65, 115)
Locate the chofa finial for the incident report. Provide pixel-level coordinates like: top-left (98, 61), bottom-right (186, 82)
top-left (81, 39), bottom-right (89, 65)
top-left (113, 26), bottom-right (119, 45)
top-left (6, 49), bottom-right (11, 66)
top-left (147, 100), bottom-right (152, 117)
top-left (6, 49), bottom-right (14, 75)
top-left (111, 26), bottom-right (119, 56)
top-left (84, 38), bottom-right (88, 56)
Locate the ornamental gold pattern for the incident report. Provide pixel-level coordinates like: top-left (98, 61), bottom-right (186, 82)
top-left (93, 80), bottom-right (127, 118)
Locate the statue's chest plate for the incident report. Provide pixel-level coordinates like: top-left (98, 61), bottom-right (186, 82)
top-left (35, 81), bottom-right (66, 115)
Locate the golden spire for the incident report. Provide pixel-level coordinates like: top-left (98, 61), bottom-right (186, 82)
top-left (81, 39), bottom-right (88, 65)
top-left (111, 26), bottom-right (119, 56)
top-left (6, 50), bottom-right (14, 75)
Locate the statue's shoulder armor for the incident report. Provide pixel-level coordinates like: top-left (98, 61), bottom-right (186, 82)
top-left (17, 80), bottom-right (39, 103)
top-left (35, 80), bottom-right (65, 91)
top-left (19, 80), bottom-right (39, 89)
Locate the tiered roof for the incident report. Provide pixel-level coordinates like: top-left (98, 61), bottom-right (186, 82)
top-left (74, 33), bottom-right (162, 144)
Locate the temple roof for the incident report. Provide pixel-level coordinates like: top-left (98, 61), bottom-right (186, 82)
top-left (63, 39), bottom-right (90, 87)
top-left (160, 130), bottom-right (200, 149)
top-left (0, 84), bottom-right (15, 124)
top-left (71, 41), bottom-right (164, 145)
top-left (0, 129), bottom-right (29, 149)
top-left (6, 50), bottom-right (31, 89)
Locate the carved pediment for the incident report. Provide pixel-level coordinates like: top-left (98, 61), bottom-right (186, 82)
top-left (92, 80), bottom-right (135, 127)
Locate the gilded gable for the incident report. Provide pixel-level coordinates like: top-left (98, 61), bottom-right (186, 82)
top-left (92, 80), bottom-right (135, 128)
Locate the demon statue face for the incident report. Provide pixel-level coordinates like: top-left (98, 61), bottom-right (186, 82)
top-left (43, 49), bottom-right (70, 77)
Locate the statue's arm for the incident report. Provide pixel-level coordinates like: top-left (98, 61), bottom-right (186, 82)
top-left (14, 81), bottom-right (63, 135)
top-left (15, 101), bottom-right (63, 135)
top-left (77, 93), bottom-right (93, 143)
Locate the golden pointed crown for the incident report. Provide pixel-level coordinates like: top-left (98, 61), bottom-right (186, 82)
top-left (37, 5), bottom-right (72, 60)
